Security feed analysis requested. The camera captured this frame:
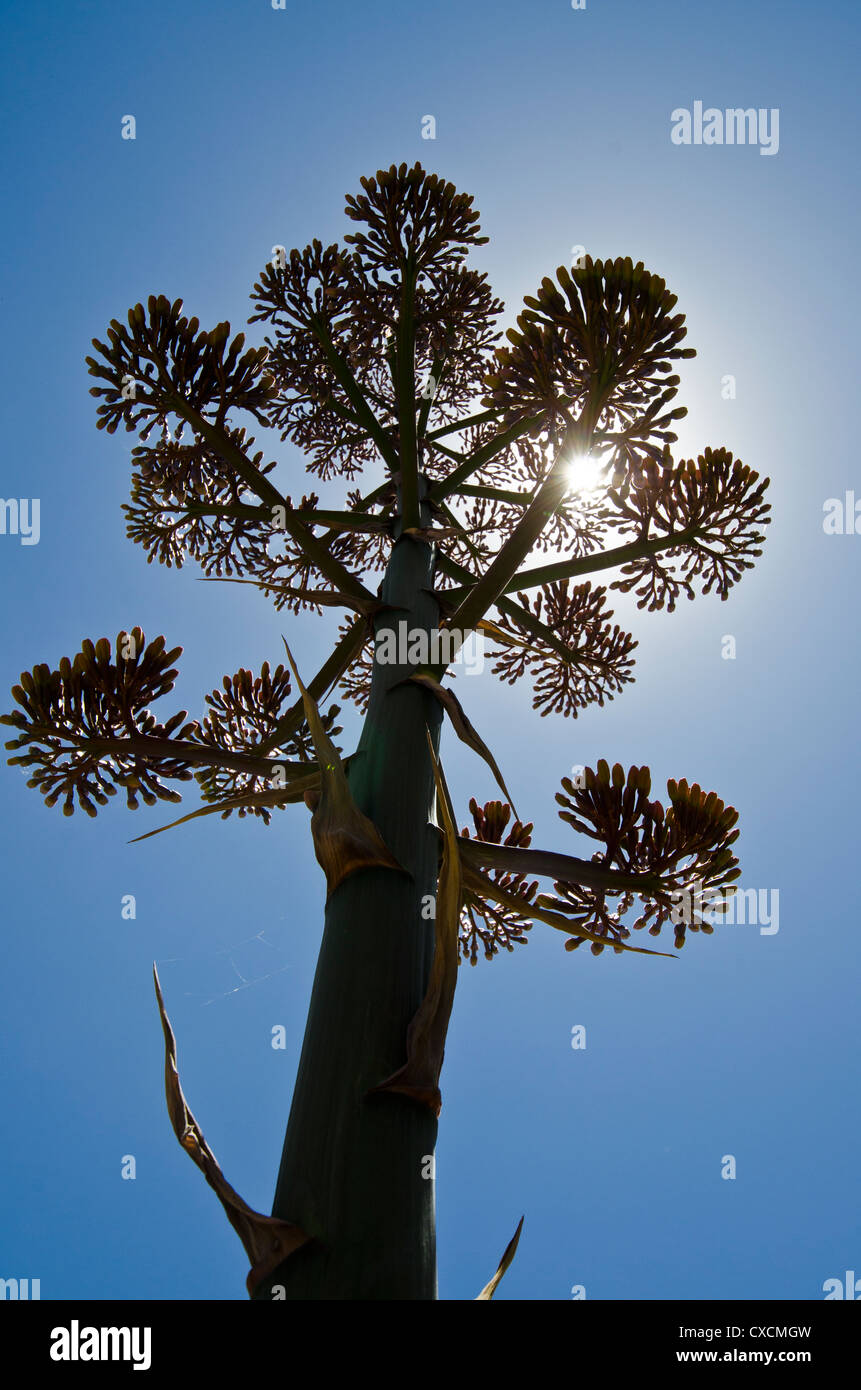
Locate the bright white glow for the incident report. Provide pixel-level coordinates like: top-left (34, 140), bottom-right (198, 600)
top-left (563, 451), bottom-right (607, 497)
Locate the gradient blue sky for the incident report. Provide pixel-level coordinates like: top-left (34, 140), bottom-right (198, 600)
top-left (1, 0), bottom-right (859, 1301)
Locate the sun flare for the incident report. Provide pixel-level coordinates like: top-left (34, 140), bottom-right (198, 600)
top-left (563, 451), bottom-right (608, 497)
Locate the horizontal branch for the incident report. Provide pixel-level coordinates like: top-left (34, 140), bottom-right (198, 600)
top-left (448, 483), bottom-right (533, 506)
top-left (31, 728), bottom-right (317, 780)
top-left (458, 838), bottom-right (664, 893)
top-left (162, 398), bottom-right (378, 610)
top-left (183, 501), bottom-right (391, 536)
top-left (461, 862), bottom-right (674, 958)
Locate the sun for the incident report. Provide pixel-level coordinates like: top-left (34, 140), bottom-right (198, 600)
top-left (562, 451), bottom-right (609, 498)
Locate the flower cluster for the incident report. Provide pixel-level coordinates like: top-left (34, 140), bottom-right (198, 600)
top-left (489, 581), bottom-right (637, 716)
top-left (248, 166), bottom-right (504, 480)
top-left (1, 631), bottom-right (193, 816)
top-left (543, 761), bottom-right (740, 952)
top-left (190, 663), bottom-right (340, 823)
top-left (458, 799), bottom-right (538, 964)
top-left (343, 163), bottom-right (490, 274)
top-left (124, 426), bottom-right (275, 574)
top-left (86, 296), bottom-right (275, 435)
top-left (607, 448), bottom-right (772, 609)
top-left (483, 257), bottom-right (693, 470)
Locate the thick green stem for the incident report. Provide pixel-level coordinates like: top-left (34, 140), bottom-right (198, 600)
top-left (396, 262), bottom-right (420, 530)
top-left (257, 486), bottom-right (444, 1300)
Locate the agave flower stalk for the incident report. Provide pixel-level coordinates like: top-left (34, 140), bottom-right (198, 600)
top-left (3, 163), bottom-right (770, 1300)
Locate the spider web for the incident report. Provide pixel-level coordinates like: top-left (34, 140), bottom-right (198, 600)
top-left (156, 928), bottom-right (291, 1007)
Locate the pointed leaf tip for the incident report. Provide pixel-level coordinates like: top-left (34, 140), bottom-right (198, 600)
top-left (476, 1215), bottom-right (524, 1300)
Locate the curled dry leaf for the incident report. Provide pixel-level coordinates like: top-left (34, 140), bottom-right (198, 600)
top-left (153, 965), bottom-right (309, 1296)
top-left (407, 671), bottom-right (518, 814)
top-left (282, 639), bottom-right (404, 896)
top-left (367, 732), bottom-right (462, 1117)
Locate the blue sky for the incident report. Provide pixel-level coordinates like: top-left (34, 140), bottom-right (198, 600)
top-left (1, 0), bottom-right (859, 1300)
